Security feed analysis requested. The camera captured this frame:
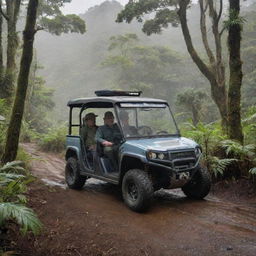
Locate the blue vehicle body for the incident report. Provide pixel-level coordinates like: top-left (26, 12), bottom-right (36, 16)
top-left (65, 93), bottom-right (203, 189)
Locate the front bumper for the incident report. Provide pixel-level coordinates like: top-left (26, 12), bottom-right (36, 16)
top-left (147, 153), bottom-right (201, 174)
top-left (146, 153), bottom-right (202, 189)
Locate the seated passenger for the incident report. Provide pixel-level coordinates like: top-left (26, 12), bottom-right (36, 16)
top-left (119, 110), bottom-right (138, 137)
top-left (95, 111), bottom-right (122, 171)
top-left (80, 112), bottom-right (98, 156)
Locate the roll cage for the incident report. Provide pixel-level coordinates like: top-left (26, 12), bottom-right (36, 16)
top-left (67, 95), bottom-right (172, 136)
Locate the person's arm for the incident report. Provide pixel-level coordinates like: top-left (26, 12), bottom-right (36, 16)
top-left (80, 126), bottom-right (87, 143)
top-left (95, 127), bottom-right (113, 146)
top-left (95, 127), bottom-right (105, 144)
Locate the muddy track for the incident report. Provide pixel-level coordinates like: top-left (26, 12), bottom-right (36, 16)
top-left (18, 143), bottom-right (256, 256)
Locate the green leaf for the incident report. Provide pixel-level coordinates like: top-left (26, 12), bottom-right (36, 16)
top-left (249, 167), bottom-right (256, 175)
top-left (0, 203), bottom-right (42, 235)
top-left (210, 156), bottom-right (238, 177)
top-left (0, 161), bottom-right (26, 175)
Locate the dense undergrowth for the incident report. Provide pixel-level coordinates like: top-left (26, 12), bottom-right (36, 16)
top-left (180, 106), bottom-right (256, 181)
top-left (0, 99), bottom-right (42, 253)
top-left (38, 126), bottom-right (66, 153)
top-left (0, 161), bottom-right (42, 254)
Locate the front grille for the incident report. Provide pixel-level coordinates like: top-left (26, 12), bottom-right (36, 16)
top-left (173, 160), bottom-right (196, 170)
top-left (169, 150), bottom-right (196, 170)
top-left (170, 151), bottom-right (195, 160)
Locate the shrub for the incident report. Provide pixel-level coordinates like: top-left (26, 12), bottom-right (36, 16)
top-left (16, 148), bottom-right (33, 170)
top-left (20, 120), bottom-right (40, 143)
top-left (242, 106), bottom-right (256, 145)
top-left (39, 126), bottom-right (66, 153)
top-left (180, 122), bottom-right (242, 179)
top-left (0, 203), bottom-right (42, 235)
top-left (0, 162), bottom-right (42, 237)
top-left (221, 140), bottom-right (256, 177)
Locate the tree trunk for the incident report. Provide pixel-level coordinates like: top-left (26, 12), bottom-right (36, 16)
top-left (177, 0), bottom-right (228, 130)
top-left (0, 0), bottom-right (4, 82)
top-left (191, 105), bottom-right (199, 126)
top-left (227, 0), bottom-right (244, 143)
top-left (1, 0), bottom-right (21, 99)
top-left (1, 0), bottom-right (39, 163)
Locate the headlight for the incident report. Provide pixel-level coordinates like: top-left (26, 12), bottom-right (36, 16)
top-left (148, 151), bottom-right (157, 159)
top-left (147, 151), bottom-right (168, 160)
top-left (158, 153), bottom-right (165, 160)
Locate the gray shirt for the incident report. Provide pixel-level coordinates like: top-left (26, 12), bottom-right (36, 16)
top-left (95, 123), bottom-right (122, 145)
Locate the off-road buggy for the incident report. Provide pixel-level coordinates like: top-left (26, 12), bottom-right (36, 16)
top-left (65, 90), bottom-right (211, 212)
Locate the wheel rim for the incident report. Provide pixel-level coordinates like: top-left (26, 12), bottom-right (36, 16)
top-left (127, 182), bottom-right (138, 201)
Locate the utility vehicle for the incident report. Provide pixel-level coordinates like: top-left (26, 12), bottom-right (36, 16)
top-left (65, 90), bottom-right (211, 212)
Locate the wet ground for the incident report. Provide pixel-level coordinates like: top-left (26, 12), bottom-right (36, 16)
top-left (12, 143), bottom-right (256, 256)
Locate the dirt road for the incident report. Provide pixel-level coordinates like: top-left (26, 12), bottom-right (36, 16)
top-left (15, 143), bottom-right (256, 256)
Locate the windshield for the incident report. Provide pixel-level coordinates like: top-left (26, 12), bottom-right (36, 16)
top-left (116, 103), bottom-right (179, 138)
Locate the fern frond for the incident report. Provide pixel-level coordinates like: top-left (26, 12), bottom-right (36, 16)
top-left (0, 203), bottom-right (42, 235)
top-left (210, 156), bottom-right (237, 177)
top-left (221, 140), bottom-right (243, 156)
top-left (242, 113), bottom-right (256, 123)
top-left (0, 161), bottom-right (27, 175)
top-left (0, 173), bottom-right (25, 186)
top-left (249, 167), bottom-right (256, 175)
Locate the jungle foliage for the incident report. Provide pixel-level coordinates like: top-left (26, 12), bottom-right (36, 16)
top-left (0, 0), bottom-right (86, 100)
top-left (117, 0), bottom-right (244, 143)
top-left (39, 125), bottom-right (66, 153)
top-left (0, 161), bottom-right (42, 253)
top-left (0, 0), bottom-right (86, 164)
top-left (102, 33), bottom-right (208, 107)
top-left (181, 106), bottom-right (256, 180)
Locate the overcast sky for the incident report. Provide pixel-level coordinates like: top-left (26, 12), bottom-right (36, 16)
top-left (62, 0), bottom-right (129, 14)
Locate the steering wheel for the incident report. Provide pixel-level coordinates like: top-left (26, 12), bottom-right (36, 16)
top-left (156, 130), bottom-right (169, 135)
top-left (137, 126), bottom-right (153, 136)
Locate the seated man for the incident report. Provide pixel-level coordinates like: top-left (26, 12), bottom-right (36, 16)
top-left (95, 111), bottom-right (122, 171)
top-left (119, 110), bottom-right (138, 137)
top-left (80, 112), bottom-right (98, 162)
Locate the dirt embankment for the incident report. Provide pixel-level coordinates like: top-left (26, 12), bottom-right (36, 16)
top-left (8, 143), bottom-right (256, 256)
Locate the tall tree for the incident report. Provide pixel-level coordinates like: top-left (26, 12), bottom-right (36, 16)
top-left (227, 0), bottom-right (243, 143)
top-left (2, 0), bottom-right (39, 163)
top-left (1, 0), bottom-right (86, 163)
top-left (0, 0), bottom-right (86, 100)
top-left (1, 0), bottom-right (21, 99)
top-left (116, 0), bottom-right (244, 143)
top-left (0, 0), bottom-right (3, 82)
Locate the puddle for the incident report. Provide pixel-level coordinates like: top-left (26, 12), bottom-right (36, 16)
top-left (154, 188), bottom-right (185, 200)
top-left (41, 178), bottom-right (67, 189)
top-left (41, 177), bottom-right (107, 190)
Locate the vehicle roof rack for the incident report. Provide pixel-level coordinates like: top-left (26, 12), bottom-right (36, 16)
top-left (95, 90), bottom-right (142, 97)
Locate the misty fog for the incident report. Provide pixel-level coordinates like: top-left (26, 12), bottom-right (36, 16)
top-left (34, 0), bottom-right (255, 121)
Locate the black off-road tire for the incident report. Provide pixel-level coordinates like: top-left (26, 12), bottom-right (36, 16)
top-left (122, 169), bottom-right (153, 212)
top-left (65, 157), bottom-right (86, 189)
top-left (182, 166), bottom-right (211, 199)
